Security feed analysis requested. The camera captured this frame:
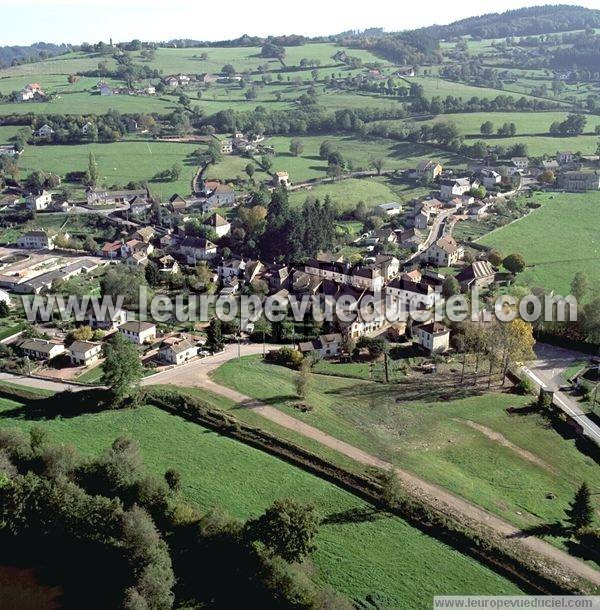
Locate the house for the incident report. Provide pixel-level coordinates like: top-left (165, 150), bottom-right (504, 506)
top-left (145, 85), bottom-right (156, 95)
top-left (25, 190), bottom-right (52, 211)
top-left (128, 196), bottom-right (150, 216)
top-left (17, 230), bottom-right (55, 250)
top-left (218, 258), bottom-right (245, 283)
top-left (178, 237), bottom-right (217, 263)
top-left (557, 171), bottom-right (600, 191)
top-left (422, 236), bottom-right (464, 267)
top-left (0, 145), bottom-right (20, 157)
top-left (456, 261), bottom-right (496, 290)
top-left (440, 178), bottom-right (471, 201)
top-left (86, 188), bottom-right (146, 207)
top-left (202, 182), bottom-right (236, 208)
top-left (219, 139), bottom-right (233, 154)
top-left (510, 157), bottom-right (529, 173)
top-left (374, 228), bottom-right (398, 245)
top-left (540, 160), bottom-right (559, 172)
top-left (157, 255), bottom-right (179, 275)
top-left (272, 171), bottom-right (290, 188)
top-left (20, 83), bottom-right (45, 101)
top-left (298, 333), bottom-right (343, 359)
top-left (36, 124), bottom-right (54, 138)
top-left (414, 322), bottom-right (450, 354)
top-left (164, 76), bottom-right (179, 88)
top-left (413, 211), bottom-right (430, 229)
top-left (159, 337), bottom-right (198, 364)
top-left (133, 227), bottom-right (155, 243)
top-left (376, 202), bottom-right (402, 217)
top-left (87, 307), bottom-right (127, 331)
top-left (205, 212), bottom-right (231, 237)
top-left (119, 321), bottom-right (157, 345)
top-left (125, 253), bottom-right (148, 267)
top-left (397, 228), bottom-right (425, 252)
top-left (121, 239), bottom-right (153, 259)
top-left (373, 254), bottom-right (400, 280)
top-left (467, 202), bottom-right (492, 220)
top-left (386, 277), bottom-right (442, 314)
top-left (415, 159), bottom-right (442, 181)
top-left (480, 169), bottom-right (501, 189)
top-left (557, 151), bottom-right (574, 165)
top-left (18, 338), bottom-right (65, 360)
top-left (101, 240), bottom-right (122, 259)
top-left (168, 194), bottom-right (189, 212)
top-left (69, 341), bottom-right (102, 366)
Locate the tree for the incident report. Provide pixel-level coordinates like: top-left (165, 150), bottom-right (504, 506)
top-left (0, 300), bottom-right (9, 318)
top-left (565, 482), bottom-right (594, 533)
top-left (101, 332), bottom-right (143, 401)
top-left (369, 157), bottom-right (385, 175)
top-left (295, 358), bottom-right (311, 400)
top-left (503, 253), bottom-right (526, 274)
top-left (582, 297), bottom-right (600, 345)
top-left (206, 139), bottom-right (223, 165)
top-left (246, 498), bottom-right (319, 563)
top-left (488, 249), bottom-right (503, 267)
top-left (380, 468), bottom-right (403, 509)
top-left (244, 163), bottom-right (255, 180)
top-left (442, 276), bottom-right (461, 299)
top-left (206, 318), bottom-right (224, 352)
top-left (570, 272), bottom-right (589, 302)
top-left (221, 64), bottom-right (236, 77)
top-left (319, 140), bottom-right (334, 160)
top-left (289, 138), bottom-right (304, 157)
top-left (71, 325), bottom-right (93, 342)
top-left (87, 152), bottom-right (99, 187)
top-left (480, 120), bottom-right (494, 136)
top-left (164, 468), bottom-right (181, 493)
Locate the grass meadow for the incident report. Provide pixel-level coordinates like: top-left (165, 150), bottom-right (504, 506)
top-left (0, 389), bottom-right (521, 607)
top-left (479, 192), bottom-right (600, 295)
top-left (213, 356), bottom-right (600, 543)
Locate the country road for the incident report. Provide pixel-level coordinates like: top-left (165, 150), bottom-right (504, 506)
top-left (1, 345), bottom-right (599, 585)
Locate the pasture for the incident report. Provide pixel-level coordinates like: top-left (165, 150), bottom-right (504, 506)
top-left (213, 356), bottom-right (600, 544)
top-left (479, 192), bottom-right (600, 295)
top-left (0, 390), bottom-right (521, 607)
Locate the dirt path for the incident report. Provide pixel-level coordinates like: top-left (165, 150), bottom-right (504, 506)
top-left (457, 419), bottom-right (558, 474)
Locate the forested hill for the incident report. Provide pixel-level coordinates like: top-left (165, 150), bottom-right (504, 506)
top-left (0, 43), bottom-right (70, 69)
top-left (416, 5), bottom-right (600, 40)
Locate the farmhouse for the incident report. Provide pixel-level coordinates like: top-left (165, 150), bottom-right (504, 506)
top-left (204, 212), bottom-right (231, 237)
top-left (17, 230), bottom-right (55, 250)
top-left (159, 337), bottom-right (198, 364)
top-left (87, 307), bottom-right (127, 331)
top-left (440, 178), bottom-right (471, 201)
top-left (414, 322), bottom-right (450, 354)
top-left (86, 188), bottom-right (146, 207)
top-left (422, 236), bottom-right (464, 267)
top-left (557, 151), bottom-right (575, 165)
top-left (20, 83), bottom-right (45, 101)
top-left (25, 190), bottom-right (52, 211)
top-left (298, 333), bottom-right (343, 359)
top-left (414, 160), bottom-right (442, 181)
top-left (36, 124), bottom-right (54, 138)
top-left (456, 261), bottom-right (496, 290)
top-left (557, 171), bottom-right (600, 191)
top-left (201, 182), bottom-right (236, 208)
top-left (178, 237), bottom-right (217, 263)
top-left (101, 241), bottom-right (122, 259)
top-left (272, 171), bottom-right (290, 188)
top-left (510, 157), bottom-right (529, 173)
top-left (17, 338), bottom-right (65, 360)
top-left (0, 145), bottom-right (20, 157)
top-left (376, 202), bottom-right (402, 217)
top-left (119, 321), bottom-right (157, 345)
top-left (69, 341), bottom-right (102, 366)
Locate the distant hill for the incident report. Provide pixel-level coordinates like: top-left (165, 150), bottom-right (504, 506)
top-left (415, 5), bottom-right (600, 40)
top-left (0, 43), bottom-right (70, 69)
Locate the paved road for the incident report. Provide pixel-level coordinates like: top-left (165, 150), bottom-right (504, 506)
top-left (407, 208), bottom-right (455, 263)
top-left (522, 343), bottom-right (600, 446)
top-left (2, 344), bottom-right (599, 584)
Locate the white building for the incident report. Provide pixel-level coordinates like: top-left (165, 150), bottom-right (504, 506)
top-left (205, 212), bottom-right (231, 238)
top-left (421, 236), bottom-right (464, 267)
top-left (17, 230), bottom-right (55, 250)
top-left (414, 322), bottom-right (450, 354)
top-left (69, 341), bottom-right (102, 366)
top-left (440, 178), bottom-right (471, 201)
top-left (376, 202), bottom-right (402, 217)
top-left (25, 190), bottom-right (52, 211)
top-left (36, 124), bottom-right (54, 138)
top-left (298, 333), bottom-right (343, 359)
top-left (18, 338), bottom-right (65, 360)
top-left (119, 321), bottom-right (157, 345)
top-left (159, 338), bottom-right (198, 364)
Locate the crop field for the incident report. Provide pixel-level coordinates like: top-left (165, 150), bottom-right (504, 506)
top-left (213, 356), bottom-right (600, 544)
top-left (479, 192), bottom-right (600, 295)
top-left (0, 391), bottom-right (521, 607)
top-left (19, 140), bottom-right (201, 198)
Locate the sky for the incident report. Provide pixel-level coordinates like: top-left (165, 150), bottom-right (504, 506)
top-left (0, 0), bottom-right (599, 45)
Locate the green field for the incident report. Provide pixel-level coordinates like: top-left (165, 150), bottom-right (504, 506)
top-left (479, 192), bottom-right (600, 295)
top-left (213, 356), bottom-right (600, 539)
top-left (0, 390), bottom-right (521, 606)
top-left (18, 140), bottom-right (201, 199)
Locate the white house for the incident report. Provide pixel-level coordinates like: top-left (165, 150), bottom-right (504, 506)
top-left (119, 321), bottom-right (157, 345)
top-left (87, 307), bottom-right (127, 331)
top-left (376, 202), bottom-right (402, 217)
top-left (18, 338), bottom-right (65, 360)
top-left (421, 236), bottom-right (464, 267)
top-left (17, 230), bottom-right (55, 250)
top-left (272, 171), bottom-right (290, 187)
top-left (159, 338), bottom-right (198, 364)
top-left (480, 169), bottom-right (501, 189)
top-left (36, 124), bottom-right (54, 138)
top-left (205, 212), bottom-right (231, 238)
top-left (510, 157), bottom-right (529, 173)
top-left (299, 333), bottom-right (343, 359)
top-left (178, 237), bottom-right (217, 264)
top-left (414, 322), bottom-right (450, 354)
top-left (69, 341), bottom-right (102, 366)
top-left (440, 178), bottom-right (471, 201)
top-left (25, 190), bottom-right (52, 211)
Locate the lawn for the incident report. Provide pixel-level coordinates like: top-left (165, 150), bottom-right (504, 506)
top-left (213, 356), bottom-right (600, 540)
top-left (19, 140), bottom-right (202, 199)
top-left (479, 192), bottom-right (600, 295)
top-left (0, 391), bottom-right (521, 607)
